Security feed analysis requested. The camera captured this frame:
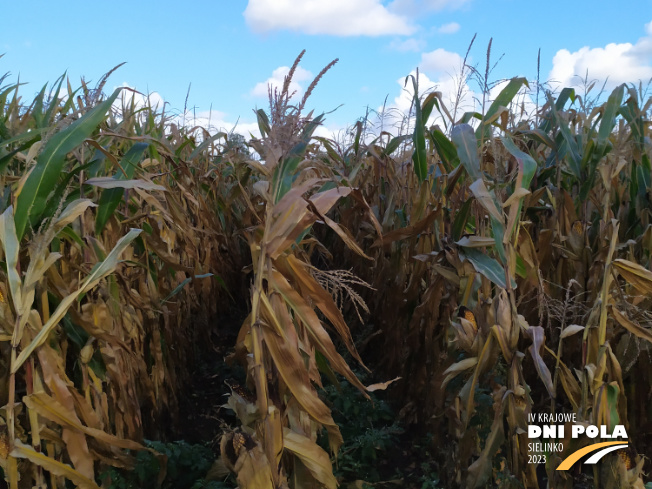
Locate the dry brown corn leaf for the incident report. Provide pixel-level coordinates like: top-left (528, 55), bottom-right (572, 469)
top-left (260, 319), bottom-right (343, 449)
top-left (282, 255), bottom-right (365, 367)
top-left (525, 326), bottom-right (555, 399)
top-left (269, 270), bottom-right (368, 398)
top-left (442, 357), bottom-right (477, 391)
top-left (283, 428), bottom-right (337, 489)
top-left (612, 306), bottom-right (652, 344)
top-left (10, 440), bottom-right (101, 489)
top-left (12, 229), bottom-right (142, 373)
top-left (469, 179), bottom-right (503, 222)
top-left (23, 393), bottom-right (146, 451)
top-left (372, 208), bottom-right (439, 250)
top-left (613, 258), bottom-right (652, 296)
top-left (366, 376), bottom-right (401, 392)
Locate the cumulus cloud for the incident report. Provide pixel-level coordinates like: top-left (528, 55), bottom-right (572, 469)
top-left (114, 84), bottom-right (165, 111)
top-left (382, 49), bottom-right (470, 128)
top-left (185, 110), bottom-right (351, 146)
top-left (486, 79), bottom-right (537, 122)
top-left (437, 22), bottom-right (460, 34)
top-left (251, 66), bottom-right (313, 98)
top-left (549, 20), bottom-right (652, 89)
top-left (389, 37), bottom-right (427, 52)
top-left (112, 84), bottom-right (262, 140)
top-left (420, 48), bottom-right (465, 76)
top-left (377, 47), bottom-right (537, 135)
top-left (181, 110), bottom-right (262, 139)
top-left (379, 70), bottom-right (538, 137)
top-left (376, 68), bottom-right (473, 135)
top-left (244, 0), bottom-right (414, 36)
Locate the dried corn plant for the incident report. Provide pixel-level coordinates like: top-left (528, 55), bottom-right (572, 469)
top-left (315, 73), bottom-right (652, 488)
top-left (1, 47), bottom-right (652, 489)
top-left (221, 52), bottom-right (388, 489)
top-left (0, 71), bottom-right (235, 488)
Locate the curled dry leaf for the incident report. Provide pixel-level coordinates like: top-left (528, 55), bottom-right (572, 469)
top-left (282, 428), bottom-right (337, 489)
top-left (525, 326), bottom-right (555, 399)
top-left (85, 177), bottom-right (166, 191)
top-left (366, 376), bottom-right (402, 392)
top-left (613, 258), bottom-right (652, 296)
top-left (560, 324), bottom-right (585, 339)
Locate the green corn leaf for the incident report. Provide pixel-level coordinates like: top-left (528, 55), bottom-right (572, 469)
top-left (451, 124), bottom-right (481, 180)
top-left (383, 134), bottom-right (409, 156)
top-left (31, 83), bottom-right (48, 128)
top-left (95, 142), bottom-right (149, 234)
top-left (161, 273), bottom-right (214, 303)
top-left (254, 109), bottom-right (271, 137)
top-left (477, 77), bottom-right (528, 141)
top-left (43, 74), bottom-right (66, 126)
top-left (410, 76), bottom-right (428, 182)
top-left (547, 93), bottom-right (582, 179)
top-left (539, 87), bottom-right (575, 134)
top-left (463, 247), bottom-right (516, 289)
top-left (429, 128), bottom-right (459, 172)
top-left (452, 198), bottom-right (473, 241)
top-left (15, 87), bottom-right (122, 239)
top-left (188, 132), bottom-right (226, 161)
top-left (421, 91), bottom-right (440, 124)
top-left (502, 137), bottom-right (537, 188)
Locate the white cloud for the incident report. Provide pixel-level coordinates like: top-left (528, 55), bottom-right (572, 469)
top-left (115, 84), bottom-right (165, 111)
top-left (378, 47), bottom-right (536, 135)
top-left (487, 79), bottom-right (538, 122)
top-left (379, 69), bottom-right (539, 138)
top-left (437, 22), bottom-right (460, 34)
top-left (389, 37), bottom-right (426, 52)
top-left (251, 65), bottom-right (313, 98)
top-left (420, 48), bottom-right (465, 76)
top-left (313, 122), bottom-right (350, 140)
top-left (180, 110), bottom-right (262, 139)
top-left (377, 69), bottom-right (475, 135)
top-left (112, 84), bottom-right (261, 140)
top-left (183, 110), bottom-right (351, 148)
top-left (549, 20), bottom-right (652, 89)
top-left (244, 0), bottom-right (414, 36)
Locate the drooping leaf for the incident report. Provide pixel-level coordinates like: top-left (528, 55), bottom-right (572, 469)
top-left (612, 306), bottom-right (652, 344)
top-left (452, 198), bottom-right (473, 241)
top-left (469, 179), bottom-right (503, 222)
top-left (613, 258), bottom-right (652, 296)
top-left (86, 177), bottom-right (165, 191)
top-left (283, 429), bottom-right (337, 489)
top-left (465, 396), bottom-right (506, 488)
top-left (95, 142), bottom-right (149, 233)
top-left (12, 228), bottom-right (142, 372)
top-left (462, 247), bottom-right (516, 289)
top-left (477, 77), bottom-right (528, 141)
top-left (429, 127), bottom-right (459, 172)
top-left (452, 124), bottom-right (481, 180)
top-left (10, 441), bottom-right (101, 489)
top-left (15, 88), bottom-right (122, 238)
top-left (0, 207), bottom-right (23, 314)
top-left (525, 326), bottom-right (555, 398)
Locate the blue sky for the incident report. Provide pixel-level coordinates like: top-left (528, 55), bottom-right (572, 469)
top-left (3, 0), bottom-right (652, 137)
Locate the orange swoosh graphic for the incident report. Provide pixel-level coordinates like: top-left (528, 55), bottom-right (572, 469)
top-left (557, 441), bottom-right (627, 470)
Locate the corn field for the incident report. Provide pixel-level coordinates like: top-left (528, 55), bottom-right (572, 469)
top-left (0, 51), bottom-right (651, 489)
